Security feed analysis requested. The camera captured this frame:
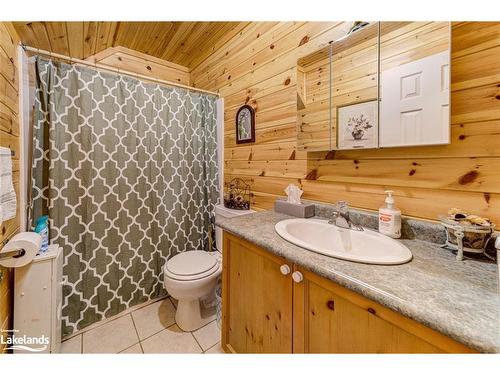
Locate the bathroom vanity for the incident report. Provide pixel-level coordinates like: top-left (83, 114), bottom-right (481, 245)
top-left (217, 208), bottom-right (499, 354)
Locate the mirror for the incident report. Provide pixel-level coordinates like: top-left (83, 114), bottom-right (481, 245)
top-left (332, 22), bottom-right (379, 150)
top-left (379, 22), bottom-right (451, 147)
top-left (296, 21), bottom-right (451, 151)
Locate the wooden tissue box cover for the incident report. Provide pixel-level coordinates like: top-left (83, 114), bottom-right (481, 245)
top-left (274, 200), bottom-right (315, 218)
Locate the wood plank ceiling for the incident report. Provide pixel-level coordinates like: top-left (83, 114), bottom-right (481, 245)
top-left (12, 21), bottom-right (248, 69)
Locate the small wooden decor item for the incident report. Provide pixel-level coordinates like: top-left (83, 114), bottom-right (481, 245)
top-left (235, 105), bottom-right (255, 144)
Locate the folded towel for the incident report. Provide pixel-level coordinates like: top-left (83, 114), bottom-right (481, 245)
top-left (0, 146), bottom-right (17, 226)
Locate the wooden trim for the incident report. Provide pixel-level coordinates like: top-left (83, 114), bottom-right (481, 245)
top-left (112, 47), bottom-right (190, 73)
top-left (84, 45), bottom-right (118, 62)
top-left (221, 231), bottom-right (230, 352)
top-left (223, 343), bottom-right (237, 354)
top-left (86, 46), bottom-right (191, 73)
top-left (292, 263), bottom-right (305, 353)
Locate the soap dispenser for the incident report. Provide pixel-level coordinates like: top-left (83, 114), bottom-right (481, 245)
top-left (379, 190), bottom-right (401, 238)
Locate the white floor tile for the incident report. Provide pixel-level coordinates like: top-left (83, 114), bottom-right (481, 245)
top-left (141, 324), bottom-right (202, 354)
top-left (82, 314), bottom-right (139, 353)
top-left (131, 298), bottom-right (176, 340)
top-left (60, 334), bottom-right (82, 354)
top-left (119, 343), bottom-right (143, 354)
top-left (205, 342), bottom-right (224, 354)
top-left (193, 320), bottom-right (220, 351)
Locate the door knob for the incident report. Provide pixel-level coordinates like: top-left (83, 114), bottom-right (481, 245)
top-left (292, 271), bottom-right (303, 283)
top-left (280, 264), bottom-right (291, 275)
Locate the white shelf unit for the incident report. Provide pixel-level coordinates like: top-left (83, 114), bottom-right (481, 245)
top-left (13, 245), bottom-right (63, 353)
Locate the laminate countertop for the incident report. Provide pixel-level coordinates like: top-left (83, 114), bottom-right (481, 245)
top-left (216, 210), bottom-right (500, 353)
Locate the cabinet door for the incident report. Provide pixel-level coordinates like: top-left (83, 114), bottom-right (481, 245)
top-left (379, 22), bottom-right (451, 147)
top-left (14, 260), bottom-right (52, 353)
top-left (293, 267), bottom-right (473, 353)
top-left (222, 232), bottom-right (293, 353)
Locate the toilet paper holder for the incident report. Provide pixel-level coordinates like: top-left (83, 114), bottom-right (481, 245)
top-left (0, 243), bottom-right (26, 283)
top-left (0, 248), bottom-right (26, 260)
top-left (0, 238), bottom-right (27, 260)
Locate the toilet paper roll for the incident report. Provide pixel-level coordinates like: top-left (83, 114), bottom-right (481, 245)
top-left (0, 232), bottom-right (42, 268)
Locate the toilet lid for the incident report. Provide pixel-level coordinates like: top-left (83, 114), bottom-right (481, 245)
top-left (166, 250), bottom-right (218, 277)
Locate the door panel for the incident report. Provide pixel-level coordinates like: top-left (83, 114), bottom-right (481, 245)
top-left (222, 233), bottom-right (293, 353)
top-left (294, 266), bottom-right (473, 353)
top-left (306, 280), bottom-right (442, 353)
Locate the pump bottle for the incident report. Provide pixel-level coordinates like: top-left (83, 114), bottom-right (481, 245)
top-left (378, 190), bottom-right (401, 238)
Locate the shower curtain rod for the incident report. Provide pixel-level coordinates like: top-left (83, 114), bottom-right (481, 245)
top-left (21, 44), bottom-right (220, 97)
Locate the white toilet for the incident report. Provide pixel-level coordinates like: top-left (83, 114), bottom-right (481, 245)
top-left (163, 204), bottom-right (254, 331)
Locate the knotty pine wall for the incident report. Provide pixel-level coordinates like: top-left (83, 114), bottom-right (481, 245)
top-left (191, 21), bottom-right (500, 224)
top-left (0, 22), bottom-right (20, 354)
top-left (86, 46), bottom-right (191, 85)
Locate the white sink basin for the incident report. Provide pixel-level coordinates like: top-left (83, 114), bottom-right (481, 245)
top-left (275, 218), bottom-right (412, 265)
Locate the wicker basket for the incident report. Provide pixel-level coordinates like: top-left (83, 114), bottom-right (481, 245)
top-left (215, 283), bottom-right (222, 328)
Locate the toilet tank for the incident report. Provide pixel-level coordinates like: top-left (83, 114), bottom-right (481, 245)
top-left (215, 204), bottom-right (255, 252)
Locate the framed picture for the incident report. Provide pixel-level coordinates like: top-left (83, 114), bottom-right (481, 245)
top-left (337, 100), bottom-right (378, 150)
top-left (235, 105), bottom-right (255, 144)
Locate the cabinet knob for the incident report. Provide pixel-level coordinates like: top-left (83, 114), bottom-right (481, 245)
top-left (280, 264), bottom-right (291, 275)
top-left (292, 271), bottom-right (303, 283)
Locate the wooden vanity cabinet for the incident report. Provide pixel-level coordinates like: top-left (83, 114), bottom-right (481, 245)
top-left (222, 232), bottom-right (293, 353)
top-left (222, 232), bottom-right (475, 354)
top-left (292, 267), bottom-right (476, 353)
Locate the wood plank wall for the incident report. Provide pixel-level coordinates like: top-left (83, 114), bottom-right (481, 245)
top-left (0, 22), bottom-right (20, 354)
top-left (297, 22), bottom-right (380, 152)
top-left (86, 46), bottom-right (191, 85)
top-left (191, 21), bottom-right (500, 224)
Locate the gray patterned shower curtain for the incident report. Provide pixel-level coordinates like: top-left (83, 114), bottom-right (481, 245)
top-left (31, 58), bottom-right (219, 336)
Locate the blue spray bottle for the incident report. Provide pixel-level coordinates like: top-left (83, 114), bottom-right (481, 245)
top-left (34, 215), bottom-right (49, 254)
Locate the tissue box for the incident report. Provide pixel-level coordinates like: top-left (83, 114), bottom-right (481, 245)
top-left (275, 200), bottom-right (315, 218)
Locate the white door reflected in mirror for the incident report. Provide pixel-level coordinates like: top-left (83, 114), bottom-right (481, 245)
top-left (378, 21), bottom-right (451, 148)
top-left (380, 51), bottom-right (450, 147)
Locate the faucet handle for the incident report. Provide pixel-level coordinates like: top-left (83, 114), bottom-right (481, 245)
top-left (328, 211), bottom-right (339, 224)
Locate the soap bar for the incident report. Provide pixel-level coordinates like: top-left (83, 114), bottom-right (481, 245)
top-left (275, 200), bottom-right (315, 218)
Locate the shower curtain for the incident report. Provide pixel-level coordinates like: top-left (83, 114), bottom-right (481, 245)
top-left (31, 58), bottom-right (219, 335)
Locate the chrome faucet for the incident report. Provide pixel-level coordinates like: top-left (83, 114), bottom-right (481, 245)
top-left (328, 201), bottom-right (363, 231)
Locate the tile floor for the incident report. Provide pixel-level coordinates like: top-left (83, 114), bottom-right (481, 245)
top-left (60, 297), bottom-right (223, 354)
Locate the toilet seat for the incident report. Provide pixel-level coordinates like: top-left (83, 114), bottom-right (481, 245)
top-left (165, 250), bottom-right (220, 281)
